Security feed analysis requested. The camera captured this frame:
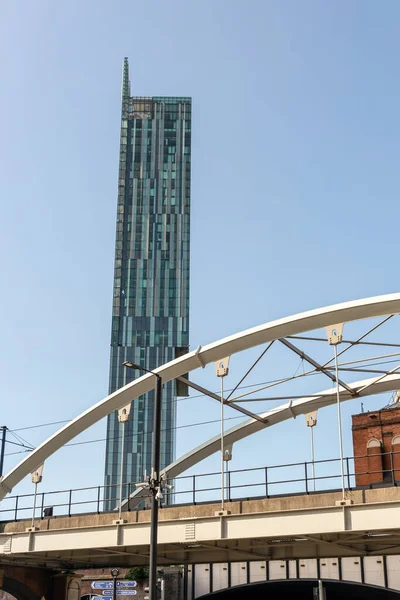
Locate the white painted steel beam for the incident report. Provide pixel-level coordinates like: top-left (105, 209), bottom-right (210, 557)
top-left (1, 293), bottom-right (400, 499)
top-left (2, 497), bottom-right (400, 563)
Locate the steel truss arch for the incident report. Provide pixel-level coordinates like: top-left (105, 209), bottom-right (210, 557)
top-left (2, 293), bottom-right (400, 500)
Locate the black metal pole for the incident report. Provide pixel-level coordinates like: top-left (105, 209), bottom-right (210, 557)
top-left (111, 568), bottom-right (119, 600)
top-left (149, 375), bottom-right (162, 600)
top-left (0, 426), bottom-right (7, 478)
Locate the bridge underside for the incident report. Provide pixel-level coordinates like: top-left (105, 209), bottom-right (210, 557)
top-left (198, 579), bottom-right (400, 599)
top-left (2, 487), bottom-right (400, 569)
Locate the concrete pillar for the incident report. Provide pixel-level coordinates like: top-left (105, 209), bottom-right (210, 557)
top-left (161, 567), bottom-right (184, 600)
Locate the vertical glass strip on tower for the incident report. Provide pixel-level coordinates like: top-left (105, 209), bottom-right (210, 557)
top-left (104, 58), bottom-right (191, 508)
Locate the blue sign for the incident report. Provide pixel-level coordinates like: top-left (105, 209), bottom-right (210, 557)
top-left (92, 582), bottom-right (113, 590)
top-left (92, 581), bottom-right (137, 593)
top-left (102, 592), bottom-right (137, 597)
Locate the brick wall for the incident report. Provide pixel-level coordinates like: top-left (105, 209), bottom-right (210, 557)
top-left (352, 405), bottom-right (400, 486)
top-left (1, 565), bottom-right (53, 599)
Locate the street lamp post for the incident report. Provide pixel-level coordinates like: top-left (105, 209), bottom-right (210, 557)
top-left (111, 568), bottom-right (119, 600)
top-left (0, 426), bottom-right (7, 478)
top-left (123, 361), bottom-right (162, 600)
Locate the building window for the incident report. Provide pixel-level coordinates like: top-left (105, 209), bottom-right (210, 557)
top-left (366, 438), bottom-right (384, 483)
top-left (367, 438), bottom-right (382, 449)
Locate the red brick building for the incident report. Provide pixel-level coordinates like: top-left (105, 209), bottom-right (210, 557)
top-left (352, 404), bottom-right (400, 486)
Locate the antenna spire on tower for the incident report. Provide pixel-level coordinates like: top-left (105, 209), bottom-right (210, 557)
top-left (122, 57), bottom-right (131, 98)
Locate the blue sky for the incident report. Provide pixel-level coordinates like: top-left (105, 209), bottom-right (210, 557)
top-left (1, 0), bottom-right (400, 502)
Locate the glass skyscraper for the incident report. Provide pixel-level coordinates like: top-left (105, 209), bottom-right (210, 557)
top-left (104, 58), bottom-right (191, 507)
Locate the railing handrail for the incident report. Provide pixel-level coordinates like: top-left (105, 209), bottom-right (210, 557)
top-left (1, 449), bottom-right (399, 521)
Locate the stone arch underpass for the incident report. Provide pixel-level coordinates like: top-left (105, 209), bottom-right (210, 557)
top-left (2, 293), bottom-right (400, 500)
top-left (1, 578), bottom-right (38, 600)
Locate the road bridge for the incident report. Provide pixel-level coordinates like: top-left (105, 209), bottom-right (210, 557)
top-left (2, 486), bottom-right (400, 569)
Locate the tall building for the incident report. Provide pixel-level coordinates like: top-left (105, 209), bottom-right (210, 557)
top-left (104, 58), bottom-right (191, 506)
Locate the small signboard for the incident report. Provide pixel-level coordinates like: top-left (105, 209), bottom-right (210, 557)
top-left (92, 581), bottom-right (137, 595)
top-left (92, 582), bottom-right (113, 590)
top-left (102, 591), bottom-right (137, 597)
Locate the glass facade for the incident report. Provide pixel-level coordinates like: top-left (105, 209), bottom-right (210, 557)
top-left (104, 58), bottom-right (191, 508)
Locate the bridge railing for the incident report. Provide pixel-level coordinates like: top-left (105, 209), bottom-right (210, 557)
top-left (0, 451), bottom-right (398, 522)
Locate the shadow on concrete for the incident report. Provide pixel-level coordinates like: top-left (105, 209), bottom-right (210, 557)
top-left (198, 579), bottom-right (400, 599)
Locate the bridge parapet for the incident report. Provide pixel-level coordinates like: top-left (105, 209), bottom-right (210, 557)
top-left (2, 487), bottom-right (400, 570)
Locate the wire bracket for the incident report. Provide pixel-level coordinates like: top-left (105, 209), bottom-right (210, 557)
top-left (223, 444), bottom-right (233, 461)
top-left (31, 464), bottom-right (44, 484)
top-left (118, 403), bottom-right (131, 423)
top-left (215, 357), bottom-right (230, 378)
top-left (305, 410), bottom-right (317, 427)
top-left (325, 323), bottom-right (344, 345)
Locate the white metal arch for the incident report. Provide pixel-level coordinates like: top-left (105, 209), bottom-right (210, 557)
top-left (1, 293), bottom-right (400, 500)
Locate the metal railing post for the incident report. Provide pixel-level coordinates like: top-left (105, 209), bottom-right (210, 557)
top-left (346, 457), bottom-right (351, 490)
top-left (390, 452), bottom-right (395, 486)
top-left (4, 451), bottom-right (389, 518)
top-left (40, 492), bottom-right (45, 520)
top-left (14, 496), bottom-right (18, 521)
top-left (305, 462), bottom-right (309, 494)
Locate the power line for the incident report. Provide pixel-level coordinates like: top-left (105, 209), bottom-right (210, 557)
top-left (9, 374), bottom-right (318, 434)
top-left (5, 413), bottom-right (247, 456)
top-left (11, 419), bottom-right (72, 433)
top-left (7, 429), bottom-right (34, 450)
top-left (7, 358), bottom-right (398, 450)
top-left (5, 439), bottom-right (34, 450)
top-left (5, 450), bottom-right (31, 457)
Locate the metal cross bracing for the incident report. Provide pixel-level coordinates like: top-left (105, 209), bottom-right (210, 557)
top-left (170, 312), bottom-right (400, 508)
top-left (167, 314), bottom-right (400, 432)
top-left (176, 315), bottom-right (400, 416)
top-left (212, 314), bottom-right (400, 408)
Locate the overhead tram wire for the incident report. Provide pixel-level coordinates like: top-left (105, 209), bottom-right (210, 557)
top-left (8, 356), bottom-right (400, 437)
top-left (6, 380), bottom-right (396, 457)
top-left (7, 350), bottom-right (400, 451)
top-left (4, 383), bottom-right (397, 457)
top-left (9, 371), bottom-right (322, 434)
top-left (4, 413), bottom-right (251, 457)
top-left (4, 439), bottom-right (34, 450)
top-left (7, 429), bottom-right (35, 450)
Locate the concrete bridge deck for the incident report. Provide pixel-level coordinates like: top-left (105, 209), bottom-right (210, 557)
top-left (1, 486), bottom-right (400, 569)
